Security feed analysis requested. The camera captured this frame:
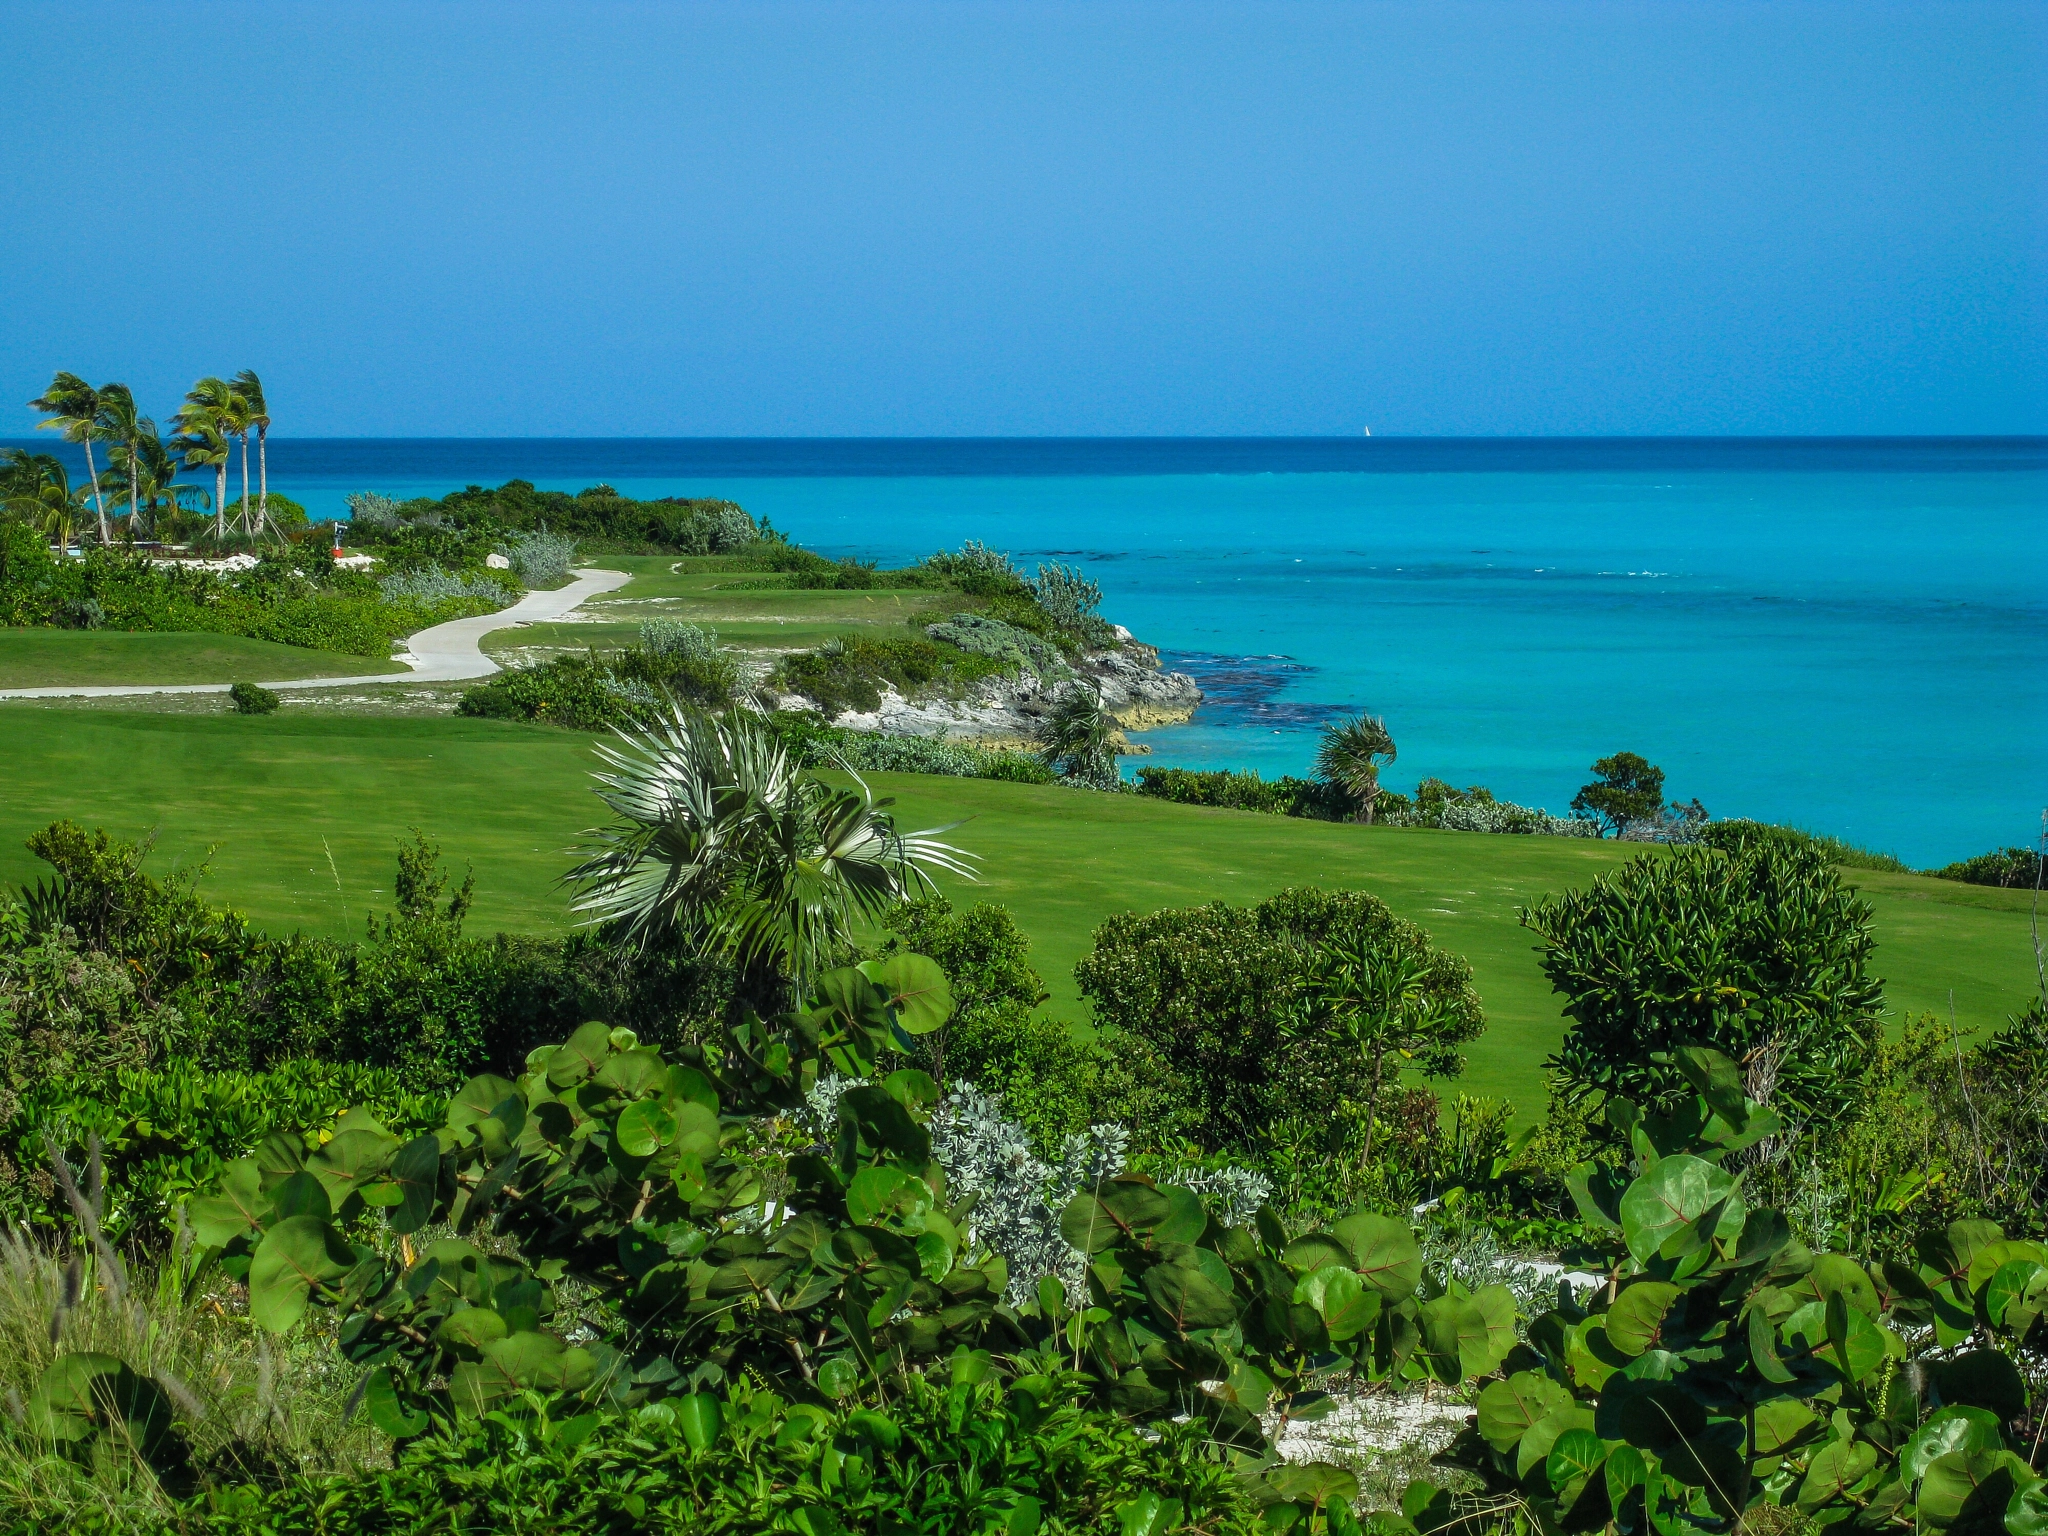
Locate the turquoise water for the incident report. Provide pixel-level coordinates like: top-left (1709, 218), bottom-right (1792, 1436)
top-left (10, 437), bottom-right (2039, 865)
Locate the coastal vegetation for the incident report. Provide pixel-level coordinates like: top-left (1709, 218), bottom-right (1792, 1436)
top-left (0, 725), bottom-right (2043, 1529)
top-left (3, 467), bottom-right (2043, 1532)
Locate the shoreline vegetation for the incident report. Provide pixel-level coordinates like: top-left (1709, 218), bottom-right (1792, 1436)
top-left (3, 456), bottom-right (2045, 1531)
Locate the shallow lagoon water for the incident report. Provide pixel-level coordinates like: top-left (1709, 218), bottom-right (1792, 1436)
top-left (17, 437), bottom-right (2039, 865)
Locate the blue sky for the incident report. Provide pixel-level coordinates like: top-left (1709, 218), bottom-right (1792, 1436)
top-left (3, 1), bottom-right (2042, 437)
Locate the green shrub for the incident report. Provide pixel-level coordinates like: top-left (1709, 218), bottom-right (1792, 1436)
top-left (1075, 887), bottom-right (1484, 1155)
top-left (1931, 844), bottom-right (2042, 888)
top-left (161, 1376), bottom-right (1268, 1536)
top-left (424, 480), bottom-right (759, 554)
top-left (774, 635), bottom-right (1011, 720)
top-left (458, 645), bottom-right (737, 730)
top-left (0, 1057), bottom-right (442, 1241)
top-left (925, 611), bottom-right (1068, 674)
top-left (226, 681), bottom-right (278, 715)
top-left (1696, 816), bottom-right (1911, 873)
top-left (1133, 765), bottom-right (1353, 820)
top-left (1525, 839), bottom-right (1884, 1138)
top-left (768, 716), bottom-right (1056, 784)
top-left (0, 545), bottom-right (499, 658)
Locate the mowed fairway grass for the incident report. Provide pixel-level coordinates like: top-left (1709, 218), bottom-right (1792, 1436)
top-left (0, 709), bottom-right (2037, 1110)
top-left (483, 556), bottom-right (947, 659)
top-left (0, 629), bottom-right (404, 688)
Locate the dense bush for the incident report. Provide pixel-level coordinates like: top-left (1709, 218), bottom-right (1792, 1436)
top-left (226, 681), bottom-right (278, 714)
top-left (774, 634), bottom-right (1012, 719)
top-left (1932, 843), bottom-right (2043, 888)
top-left (1075, 888), bottom-right (1484, 1155)
top-left (1525, 838), bottom-right (1884, 1139)
top-left (0, 1056), bottom-right (442, 1241)
top-left (503, 526), bottom-right (577, 585)
top-left (1380, 777), bottom-right (1594, 837)
top-left (419, 480), bottom-right (761, 554)
top-left (879, 897), bottom-right (1185, 1154)
top-left (172, 1378), bottom-right (1269, 1536)
top-left (0, 534), bottom-right (501, 657)
top-left (457, 642), bottom-right (738, 729)
top-left (1134, 765), bottom-right (1351, 820)
top-left (925, 611), bottom-right (1068, 675)
top-left (1695, 816), bottom-right (1911, 872)
top-left (766, 715), bottom-right (1055, 784)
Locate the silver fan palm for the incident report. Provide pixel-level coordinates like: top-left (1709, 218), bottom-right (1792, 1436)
top-left (566, 703), bottom-right (974, 992)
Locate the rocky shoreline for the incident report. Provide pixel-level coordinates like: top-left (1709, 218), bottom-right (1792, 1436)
top-left (771, 637), bottom-right (1201, 752)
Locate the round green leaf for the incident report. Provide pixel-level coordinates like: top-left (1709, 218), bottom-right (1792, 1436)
top-left (1917, 1449), bottom-right (2031, 1528)
top-left (1752, 1399), bottom-right (1818, 1457)
top-left (1546, 1427), bottom-right (1609, 1495)
top-left (616, 1100), bottom-right (679, 1158)
top-left (817, 1357), bottom-right (861, 1399)
top-left (1605, 1281), bottom-right (1680, 1358)
top-left (1476, 1370), bottom-right (1571, 1454)
top-left (1329, 1212), bottom-right (1422, 1299)
top-left (847, 1166), bottom-right (912, 1227)
top-left (1904, 1407), bottom-right (2006, 1485)
top-left (1294, 1265), bottom-right (1380, 1342)
top-left (249, 1214), bottom-right (354, 1333)
top-left (385, 1134), bottom-right (443, 1237)
top-left (1142, 1259), bottom-right (1237, 1333)
top-left (867, 953), bottom-right (953, 1035)
top-left (1796, 1438), bottom-right (1878, 1511)
top-left (2007, 1477), bottom-right (2048, 1536)
top-left (1618, 1155), bottom-right (1735, 1265)
top-left (363, 1367), bottom-right (430, 1439)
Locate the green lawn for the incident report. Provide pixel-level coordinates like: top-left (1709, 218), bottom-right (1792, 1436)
top-left (0, 630), bottom-right (405, 689)
top-left (488, 557), bottom-right (948, 657)
top-left (0, 709), bottom-right (2036, 1112)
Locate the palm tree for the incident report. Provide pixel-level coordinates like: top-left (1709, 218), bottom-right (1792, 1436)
top-left (1032, 681), bottom-right (1121, 787)
top-left (177, 377), bottom-right (249, 537)
top-left (232, 370), bottom-right (270, 531)
top-left (172, 381), bottom-right (236, 542)
top-left (1314, 712), bottom-right (1398, 823)
top-left (27, 373), bottom-right (108, 543)
top-left (2, 450), bottom-right (82, 552)
top-left (95, 385), bottom-right (146, 540)
top-left (121, 424), bottom-right (190, 539)
top-left (566, 702), bottom-right (973, 1002)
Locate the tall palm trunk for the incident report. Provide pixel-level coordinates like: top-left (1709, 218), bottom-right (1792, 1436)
top-left (256, 421), bottom-right (268, 522)
top-left (128, 434), bottom-right (140, 538)
top-left (83, 438), bottom-right (108, 543)
top-left (238, 433), bottom-right (251, 536)
top-left (214, 462), bottom-right (227, 541)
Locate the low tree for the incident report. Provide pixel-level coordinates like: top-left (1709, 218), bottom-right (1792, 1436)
top-left (1569, 748), bottom-right (1665, 835)
top-left (1075, 886), bottom-right (1483, 1154)
top-left (1294, 928), bottom-right (1485, 1169)
top-left (1313, 712), bottom-right (1396, 823)
top-left (1523, 838), bottom-right (1883, 1139)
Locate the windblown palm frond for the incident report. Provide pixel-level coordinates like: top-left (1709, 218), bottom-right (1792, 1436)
top-left (1314, 712), bottom-right (1397, 823)
top-left (1033, 681), bottom-right (1121, 787)
top-left (566, 702), bottom-right (974, 992)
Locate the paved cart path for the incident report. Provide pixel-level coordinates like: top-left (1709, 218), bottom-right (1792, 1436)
top-left (0, 566), bottom-right (632, 700)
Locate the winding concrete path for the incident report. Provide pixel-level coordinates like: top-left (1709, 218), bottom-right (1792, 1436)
top-left (0, 566), bottom-right (633, 701)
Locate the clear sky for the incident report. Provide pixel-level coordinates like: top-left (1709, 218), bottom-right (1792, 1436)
top-left (3, 1), bottom-right (2042, 437)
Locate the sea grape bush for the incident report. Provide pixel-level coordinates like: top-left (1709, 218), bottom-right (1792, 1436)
top-left (1409, 1046), bottom-right (2048, 1536)
top-left (926, 612), bottom-right (1070, 676)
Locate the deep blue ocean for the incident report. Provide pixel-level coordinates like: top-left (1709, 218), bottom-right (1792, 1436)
top-left (14, 436), bottom-right (2043, 867)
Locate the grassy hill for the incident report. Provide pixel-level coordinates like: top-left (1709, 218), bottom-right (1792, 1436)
top-left (0, 630), bottom-right (406, 688)
top-left (0, 707), bottom-right (2035, 1111)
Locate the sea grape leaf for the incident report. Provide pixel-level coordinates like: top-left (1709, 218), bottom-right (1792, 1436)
top-left (1330, 1212), bottom-right (1422, 1299)
top-left (542, 1026), bottom-right (611, 1091)
top-left (863, 953), bottom-right (954, 1035)
top-left (364, 1367), bottom-right (430, 1438)
top-left (385, 1134), bottom-right (442, 1236)
top-left (1605, 1281), bottom-right (1680, 1358)
top-left (188, 1157), bottom-right (267, 1249)
top-left (1142, 1258), bottom-right (1237, 1333)
top-left (1932, 1350), bottom-right (2027, 1421)
top-left (1618, 1155), bottom-right (1735, 1265)
top-left (1916, 1449), bottom-right (2031, 1529)
top-left (248, 1215), bottom-right (354, 1333)
top-left (1751, 1399), bottom-right (1818, 1456)
top-left (1476, 1370), bottom-right (1571, 1453)
top-left (1903, 1407), bottom-right (2006, 1485)
top-left (615, 1100), bottom-right (679, 1158)
top-left (1294, 1265), bottom-right (1379, 1342)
